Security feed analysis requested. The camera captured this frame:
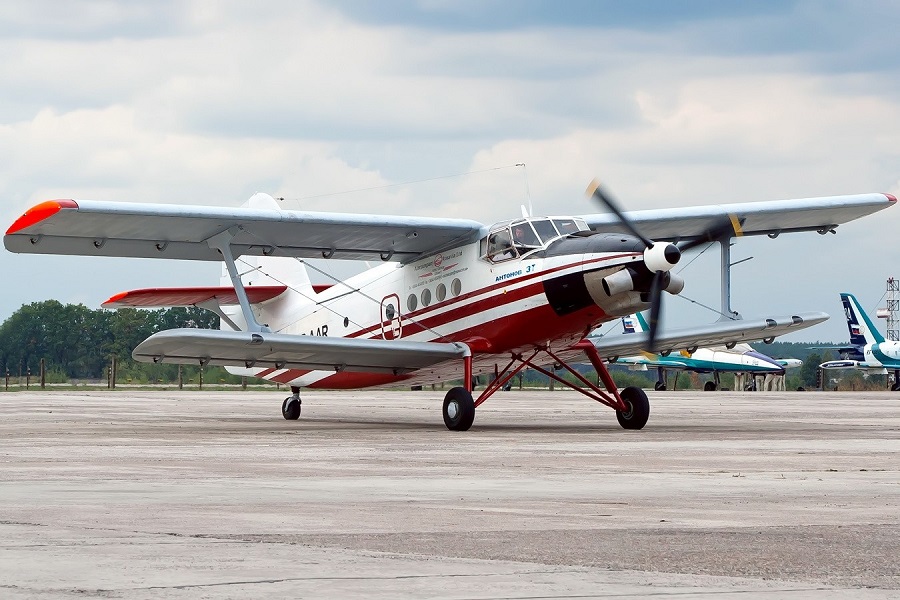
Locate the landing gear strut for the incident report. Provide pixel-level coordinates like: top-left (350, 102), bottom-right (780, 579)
top-left (451, 340), bottom-right (651, 431)
top-left (282, 386), bottom-right (301, 420)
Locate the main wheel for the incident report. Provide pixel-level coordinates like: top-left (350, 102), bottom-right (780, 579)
top-left (654, 380), bottom-right (666, 391)
top-left (443, 387), bottom-right (475, 431)
top-left (704, 380), bottom-right (717, 391)
top-left (892, 382), bottom-right (900, 391)
top-left (616, 386), bottom-right (650, 430)
top-left (281, 396), bottom-right (302, 420)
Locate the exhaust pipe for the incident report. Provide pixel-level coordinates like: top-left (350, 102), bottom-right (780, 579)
top-left (602, 268), bottom-right (636, 296)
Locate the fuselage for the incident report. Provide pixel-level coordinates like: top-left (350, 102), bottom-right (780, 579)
top-left (857, 341), bottom-right (900, 368)
top-left (617, 347), bottom-right (786, 374)
top-left (225, 217), bottom-right (668, 388)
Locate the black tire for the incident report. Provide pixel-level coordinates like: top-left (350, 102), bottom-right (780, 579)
top-left (654, 380), bottom-right (666, 391)
top-left (443, 386), bottom-right (475, 431)
top-left (281, 397), bottom-right (301, 420)
top-left (616, 386), bottom-right (650, 430)
top-left (892, 382), bottom-right (900, 392)
top-left (704, 380), bottom-right (717, 392)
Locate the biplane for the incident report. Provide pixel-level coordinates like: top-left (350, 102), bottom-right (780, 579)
top-left (5, 183), bottom-right (895, 429)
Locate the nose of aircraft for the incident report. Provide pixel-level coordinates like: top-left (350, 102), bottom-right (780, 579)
top-left (746, 350), bottom-right (786, 373)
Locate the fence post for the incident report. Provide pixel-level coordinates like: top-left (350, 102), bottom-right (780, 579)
top-left (5, 369), bottom-right (8, 391)
top-left (111, 356), bottom-right (117, 390)
top-left (199, 366), bottom-right (203, 390)
top-left (26, 367), bottom-right (31, 389)
top-left (40, 358), bottom-right (45, 389)
top-left (241, 376), bottom-right (247, 390)
top-left (178, 364), bottom-right (183, 390)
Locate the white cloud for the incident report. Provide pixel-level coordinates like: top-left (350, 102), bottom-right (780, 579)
top-left (2, 1), bottom-right (900, 342)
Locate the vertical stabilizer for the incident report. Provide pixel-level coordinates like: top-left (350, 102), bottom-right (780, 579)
top-left (220, 193), bottom-right (316, 331)
top-left (634, 311), bottom-right (650, 333)
top-left (840, 293), bottom-right (885, 345)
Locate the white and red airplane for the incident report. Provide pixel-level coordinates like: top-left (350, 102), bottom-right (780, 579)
top-left (5, 184), bottom-right (895, 430)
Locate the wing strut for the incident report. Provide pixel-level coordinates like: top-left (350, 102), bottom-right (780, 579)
top-left (206, 228), bottom-right (269, 333)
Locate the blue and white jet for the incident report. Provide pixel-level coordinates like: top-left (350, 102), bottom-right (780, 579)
top-left (607, 313), bottom-right (798, 391)
top-left (819, 293), bottom-right (900, 390)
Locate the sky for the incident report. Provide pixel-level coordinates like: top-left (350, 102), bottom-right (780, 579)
top-left (2, 0), bottom-right (900, 342)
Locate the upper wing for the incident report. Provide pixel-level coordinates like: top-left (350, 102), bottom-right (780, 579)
top-left (133, 329), bottom-right (469, 374)
top-left (4, 199), bottom-right (485, 263)
top-left (591, 312), bottom-right (829, 359)
top-left (580, 193), bottom-right (895, 240)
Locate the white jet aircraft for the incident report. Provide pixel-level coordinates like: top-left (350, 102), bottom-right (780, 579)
top-left (599, 312), bottom-right (801, 391)
top-left (819, 292), bottom-right (900, 390)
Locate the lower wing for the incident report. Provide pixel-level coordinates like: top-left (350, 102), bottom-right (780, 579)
top-left (591, 312), bottom-right (828, 359)
top-left (133, 329), bottom-right (469, 375)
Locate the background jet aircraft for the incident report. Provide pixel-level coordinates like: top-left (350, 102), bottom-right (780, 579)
top-left (819, 293), bottom-right (900, 390)
top-left (596, 312), bottom-right (796, 391)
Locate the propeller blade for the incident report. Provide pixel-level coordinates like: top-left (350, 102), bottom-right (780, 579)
top-left (646, 270), bottom-right (665, 352)
top-left (586, 179), bottom-right (653, 248)
top-left (678, 214), bottom-right (744, 252)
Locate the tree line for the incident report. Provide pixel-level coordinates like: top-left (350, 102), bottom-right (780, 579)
top-left (0, 300), bottom-right (869, 390)
top-left (0, 300), bottom-right (223, 383)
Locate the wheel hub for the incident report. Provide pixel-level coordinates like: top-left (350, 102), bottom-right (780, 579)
top-left (447, 401), bottom-right (459, 420)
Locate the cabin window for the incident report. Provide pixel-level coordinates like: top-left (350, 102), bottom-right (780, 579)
top-left (421, 288), bottom-right (432, 307)
top-left (385, 303), bottom-right (396, 320)
top-left (451, 278), bottom-right (462, 297)
top-left (407, 293), bottom-right (418, 312)
top-left (436, 283), bottom-right (447, 302)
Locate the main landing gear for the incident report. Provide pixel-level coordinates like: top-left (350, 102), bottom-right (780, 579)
top-left (442, 387), bottom-right (476, 431)
top-left (282, 386), bottom-right (302, 420)
top-left (444, 340), bottom-right (651, 431)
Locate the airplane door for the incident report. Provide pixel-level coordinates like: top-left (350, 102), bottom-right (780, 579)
top-left (380, 294), bottom-right (402, 340)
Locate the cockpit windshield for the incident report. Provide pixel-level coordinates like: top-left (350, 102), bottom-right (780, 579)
top-left (480, 216), bottom-right (589, 262)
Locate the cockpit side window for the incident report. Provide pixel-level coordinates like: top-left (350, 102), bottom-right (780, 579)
top-left (531, 219), bottom-right (559, 243)
top-left (483, 228), bottom-right (517, 262)
top-left (510, 221), bottom-right (541, 249)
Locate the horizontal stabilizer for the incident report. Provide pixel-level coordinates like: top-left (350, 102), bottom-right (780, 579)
top-left (103, 286), bottom-right (288, 308)
top-left (591, 312), bottom-right (829, 358)
top-left (133, 329), bottom-right (469, 374)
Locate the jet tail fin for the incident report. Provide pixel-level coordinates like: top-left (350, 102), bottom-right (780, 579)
top-left (840, 293), bottom-right (884, 345)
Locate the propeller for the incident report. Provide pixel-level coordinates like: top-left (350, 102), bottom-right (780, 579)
top-left (586, 178), bottom-right (742, 352)
top-left (678, 214), bottom-right (744, 252)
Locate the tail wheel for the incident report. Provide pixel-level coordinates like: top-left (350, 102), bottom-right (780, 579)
top-left (616, 386), bottom-right (650, 430)
top-left (443, 386), bottom-right (475, 431)
top-left (281, 396), bottom-right (301, 420)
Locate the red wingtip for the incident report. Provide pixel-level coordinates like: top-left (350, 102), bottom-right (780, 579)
top-left (6, 200), bottom-right (79, 235)
top-left (885, 193), bottom-right (897, 203)
top-left (102, 291), bottom-right (129, 308)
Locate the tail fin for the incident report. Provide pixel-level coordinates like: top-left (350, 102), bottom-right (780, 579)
top-left (223, 193), bottom-right (314, 293)
top-left (622, 312), bottom-right (649, 334)
top-left (221, 193), bottom-right (315, 331)
top-left (840, 293), bottom-right (884, 345)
